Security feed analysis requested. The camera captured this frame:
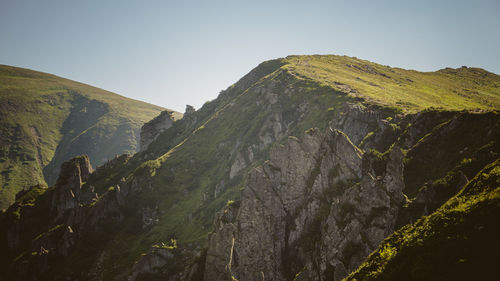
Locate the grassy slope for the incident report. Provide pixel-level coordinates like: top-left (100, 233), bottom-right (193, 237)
top-left (285, 55), bottom-right (500, 112)
top-left (402, 111), bottom-right (500, 197)
top-left (344, 159), bottom-right (500, 281)
top-left (0, 64), bottom-right (176, 208)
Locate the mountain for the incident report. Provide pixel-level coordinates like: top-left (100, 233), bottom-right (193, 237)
top-left (0, 65), bottom-right (181, 209)
top-left (0, 55), bottom-right (499, 281)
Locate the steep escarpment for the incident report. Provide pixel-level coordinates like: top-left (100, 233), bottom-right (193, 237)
top-left (0, 55), bottom-right (499, 281)
top-left (0, 64), bottom-right (175, 208)
top-left (204, 128), bottom-right (405, 281)
top-left (0, 156), bottom-right (97, 280)
top-left (0, 154), bottom-right (162, 280)
top-left (203, 105), bottom-right (499, 281)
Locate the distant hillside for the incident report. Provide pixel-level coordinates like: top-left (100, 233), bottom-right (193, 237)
top-left (0, 64), bottom-right (181, 208)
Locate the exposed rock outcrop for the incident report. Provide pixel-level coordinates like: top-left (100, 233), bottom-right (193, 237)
top-left (127, 246), bottom-right (175, 281)
top-left (51, 155), bottom-right (96, 219)
top-left (0, 155), bottom-right (140, 280)
top-left (183, 105), bottom-right (197, 126)
top-left (127, 242), bottom-right (205, 281)
top-left (204, 128), bottom-right (406, 281)
top-left (140, 111), bottom-right (176, 151)
top-left (330, 102), bottom-right (401, 152)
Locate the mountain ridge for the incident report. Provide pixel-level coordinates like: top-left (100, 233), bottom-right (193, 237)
top-left (0, 55), bottom-right (498, 281)
top-left (0, 64), bottom-right (168, 110)
top-left (282, 55), bottom-right (500, 112)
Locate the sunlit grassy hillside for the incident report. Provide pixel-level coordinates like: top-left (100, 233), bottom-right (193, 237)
top-left (284, 55), bottom-right (500, 112)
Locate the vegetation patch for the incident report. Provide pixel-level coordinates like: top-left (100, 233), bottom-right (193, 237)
top-left (345, 159), bottom-right (500, 281)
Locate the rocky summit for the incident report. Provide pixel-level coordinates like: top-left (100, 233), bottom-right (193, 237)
top-left (0, 55), bottom-right (499, 281)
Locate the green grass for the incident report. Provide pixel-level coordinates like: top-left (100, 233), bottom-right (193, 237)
top-left (344, 159), bottom-right (500, 281)
top-left (0, 64), bottom-right (176, 208)
top-left (283, 55), bottom-right (500, 112)
top-left (402, 112), bottom-right (499, 197)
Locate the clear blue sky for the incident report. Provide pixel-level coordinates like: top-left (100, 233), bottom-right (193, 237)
top-left (1, 0), bottom-right (499, 112)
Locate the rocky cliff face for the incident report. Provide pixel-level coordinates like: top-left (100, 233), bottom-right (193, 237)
top-left (202, 106), bottom-right (499, 281)
top-left (0, 155), bottom-right (141, 280)
top-left (203, 116), bottom-right (405, 281)
top-left (0, 156), bottom-right (94, 280)
top-left (140, 111), bottom-right (177, 151)
top-left (51, 156), bottom-right (95, 219)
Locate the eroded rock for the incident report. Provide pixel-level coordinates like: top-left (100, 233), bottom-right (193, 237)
top-left (140, 111), bottom-right (176, 151)
top-left (204, 128), bottom-right (406, 281)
